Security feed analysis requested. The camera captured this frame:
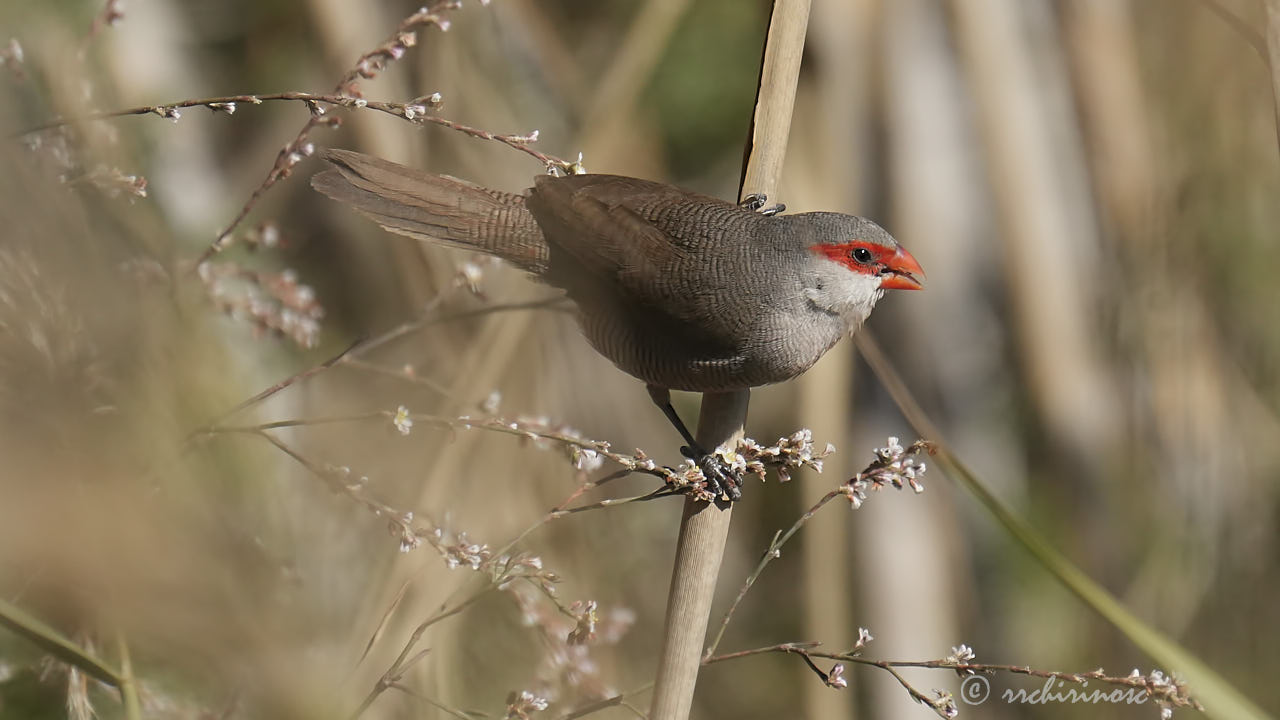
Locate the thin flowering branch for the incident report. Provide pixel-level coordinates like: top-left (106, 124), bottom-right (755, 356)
top-left (190, 0), bottom-right (471, 265)
top-left (202, 409), bottom-right (840, 502)
top-left (334, 4), bottom-right (458, 93)
top-left (701, 642), bottom-right (950, 718)
top-left (705, 437), bottom-right (934, 658)
top-left (841, 437), bottom-right (935, 509)
top-left (704, 641), bottom-right (1203, 719)
top-left (198, 261), bottom-right (325, 348)
top-left (19, 92), bottom-right (573, 173)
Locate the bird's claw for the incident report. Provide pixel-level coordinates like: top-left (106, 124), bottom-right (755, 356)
top-left (739, 193), bottom-right (786, 217)
top-left (681, 445), bottom-right (743, 502)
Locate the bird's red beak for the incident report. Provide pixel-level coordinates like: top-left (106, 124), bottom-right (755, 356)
top-left (879, 246), bottom-right (925, 290)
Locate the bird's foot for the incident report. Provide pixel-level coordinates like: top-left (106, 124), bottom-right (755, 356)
top-left (739, 193), bottom-right (786, 217)
top-left (681, 445), bottom-right (743, 502)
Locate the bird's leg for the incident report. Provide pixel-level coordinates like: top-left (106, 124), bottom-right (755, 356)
top-left (646, 385), bottom-right (743, 501)
top-left (738, 193), bottom-right (786, 217)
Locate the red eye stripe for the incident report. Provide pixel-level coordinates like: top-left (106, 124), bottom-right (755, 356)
top-left (808, 241), bottom-right (894, 275)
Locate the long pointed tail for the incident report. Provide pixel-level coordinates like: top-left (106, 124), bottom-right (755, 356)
top-left (311, 149), bottom-right (548, 273)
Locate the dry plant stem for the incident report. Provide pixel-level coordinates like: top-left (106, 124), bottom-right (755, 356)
top-left (490, 473), bottom-right (677, 561)
top-left (649, 393), bottom-right (744, 720)
top-left (113, 631), bottom-right (142, 720)
top-left (207, 336), bottom-right (361, 427)
top-left (1266, 0), bottom-right (1280, 151)
top-left (351, 587), bottom-right (495, 719)
top-left (649, 1), bottom-right (809, 718)
top-left (386, 683), bottom-right (476, 720)
top-left (557, 683), bottom-right (654, 720)
top-left (339, 358), bottom-right (451, 395)
top-left (738, 1), bottom-right (811, 195)
top-left (705, 489), bottom-right (842, 657)
top-left (349, 295), bottom-right (569, 359)
top-left (357, 578), bottom-right (414, 668)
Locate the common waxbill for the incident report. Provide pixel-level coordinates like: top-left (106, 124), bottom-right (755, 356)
top-left (312, 149), bottom-right (924, 499)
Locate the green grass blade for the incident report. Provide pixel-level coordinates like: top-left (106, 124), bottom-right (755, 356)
top-left (942, 452), bottom-right (1270, 720)
top-left (0, 595), bottom-right (122, 688)
top-left (856, 333), bottom-right (1272, 720)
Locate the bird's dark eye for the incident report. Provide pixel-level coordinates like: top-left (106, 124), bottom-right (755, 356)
top-left (849, 247), bottom-right (873, 264)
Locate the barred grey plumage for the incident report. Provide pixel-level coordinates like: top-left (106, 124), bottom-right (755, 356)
top-left (312, 148), bottom-right (923, 498)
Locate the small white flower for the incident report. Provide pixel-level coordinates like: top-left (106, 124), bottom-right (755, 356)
top-left (574, 448), bottom-right (603, 472)
top-left (393, 405), bottom-right (413, 435)
top-left (855, 627), bottom-right (874, 650)
top-left (522, 691), bottom-right (548, 711)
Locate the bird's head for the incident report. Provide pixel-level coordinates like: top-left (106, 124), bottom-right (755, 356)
top-left (797, 212), bottom-right (924, 328)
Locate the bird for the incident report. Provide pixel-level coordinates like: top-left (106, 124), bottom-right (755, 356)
top-left (312, 149), bottom-right (924, 500)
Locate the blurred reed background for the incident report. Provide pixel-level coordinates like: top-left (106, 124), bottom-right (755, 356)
top-left (0, 0), bottom-right (1277, 718)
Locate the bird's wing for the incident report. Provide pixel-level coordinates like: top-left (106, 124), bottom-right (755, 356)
top-left (527, 175), bottom-right (695, 274)
top-left (526, 174), bottom-right (748, 349)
